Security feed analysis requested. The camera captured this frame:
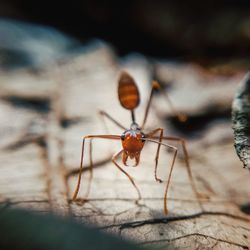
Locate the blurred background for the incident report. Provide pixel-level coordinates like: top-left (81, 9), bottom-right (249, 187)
top-left (0, 0), bottom-right (250, 70)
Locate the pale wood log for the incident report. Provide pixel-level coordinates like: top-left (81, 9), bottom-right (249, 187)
top-left (0, 44), bottom-right (249, 249)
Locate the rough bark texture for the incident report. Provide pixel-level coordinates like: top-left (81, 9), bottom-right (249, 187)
top-left (0, 44), bottom-right (250, 249)
top-left (232, 72), bottom-right (250, 170)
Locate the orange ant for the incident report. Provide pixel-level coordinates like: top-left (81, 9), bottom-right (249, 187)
top-left (72, 71), bottom-right (203, 214)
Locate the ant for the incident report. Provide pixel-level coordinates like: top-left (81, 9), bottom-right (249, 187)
top-left (72, 71), bottom-right (203, 214)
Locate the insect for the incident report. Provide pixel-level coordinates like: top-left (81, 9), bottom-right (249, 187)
top-left (72, 71), bottom-right (203, 214)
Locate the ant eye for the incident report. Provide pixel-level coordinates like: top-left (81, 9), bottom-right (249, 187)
top-left (121, 134), bottom-right (125, 140)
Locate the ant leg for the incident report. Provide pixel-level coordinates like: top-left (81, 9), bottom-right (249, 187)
top-left (84, 138), bottom-right (93, 200)
top-left (141, 81), bottom-right (160, 129)
top-left (144, 139), bottom-right (177, 215)
top-left (72, 138), bottom-right (85, 201)
top-left (72, 134), bottom-right (120, 201)
top-left (99, 110), bottom-right (127, 132)
top-left (146, 128), bottom-right (164, 183)
top-left (151, 136), bottom-right (205, 211)
top-left (74, 138), bottom-right (94, 202)
top-left (141, 80), bottom-right (186, 130)
top-left (112, 150), bottom-right (142, 203)
top-left (157, 86), bottom-right (187, 122)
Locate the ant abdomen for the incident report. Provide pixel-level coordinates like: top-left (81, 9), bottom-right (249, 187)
top-left (118, 71), bottom-right (140, 110)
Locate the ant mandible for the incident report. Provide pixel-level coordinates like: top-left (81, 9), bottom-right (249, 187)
top-left (72, 71), bottom-right (203, 214)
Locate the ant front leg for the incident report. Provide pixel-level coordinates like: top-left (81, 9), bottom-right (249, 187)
top-left (146, 128), bottom-right (164, 183)
top-left (72, 134), bottom-right (120, 201)
top-left (112, 150), bottom-right (142, 204)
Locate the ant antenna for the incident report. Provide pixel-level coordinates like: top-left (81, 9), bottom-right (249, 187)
top-left (141, 80), bottom-right (187, 130)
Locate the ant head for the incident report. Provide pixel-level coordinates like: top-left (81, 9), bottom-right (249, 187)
top-left (121, 129), bottom-right (146, 156)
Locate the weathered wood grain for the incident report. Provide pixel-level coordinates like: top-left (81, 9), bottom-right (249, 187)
top-left (0, 44), bottom-right (249, 249)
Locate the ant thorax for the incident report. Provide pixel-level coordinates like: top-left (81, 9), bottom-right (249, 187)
top-left (130, 122), bottom-right (140, 130)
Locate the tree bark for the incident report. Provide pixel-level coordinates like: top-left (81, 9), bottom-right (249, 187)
top-left (232, 72), bottom-right (250, 171)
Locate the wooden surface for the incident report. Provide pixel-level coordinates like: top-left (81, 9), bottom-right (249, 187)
top-left (0, 44), bottom-right (250, 249)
